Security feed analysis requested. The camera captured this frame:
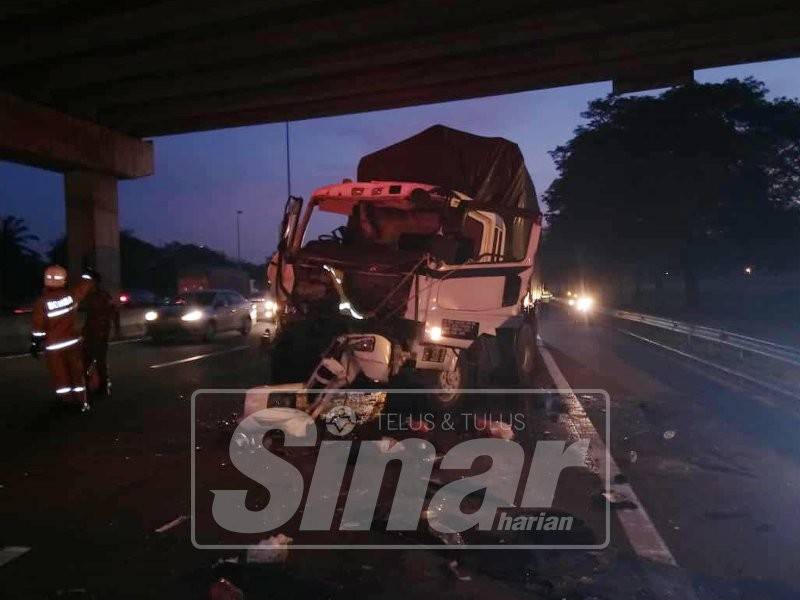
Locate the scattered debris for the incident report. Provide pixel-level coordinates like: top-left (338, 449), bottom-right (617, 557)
top-left (663, 430), bottom-right (676, 440)
top-left (595, 491), bottom-right (638, 510)
top-left (246, 534), bottom-right (293, 564)
top-left (446, 560), bottom-right (472, 581)
top-left (378, 436), bottom-right (399, 453)
top-left (474, 417), bottom-right (514, 440)
top-left (209, 578), bottom-right (243, 600)
top-left (154, 515), bottom-right (188, 533)
top-left (0, 546), bottom-right (30, 567)
top-left (361, 564), bottom-right (374, 571)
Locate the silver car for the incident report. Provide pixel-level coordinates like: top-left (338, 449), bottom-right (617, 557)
top-left (145, 289), bottom-right (254, 342)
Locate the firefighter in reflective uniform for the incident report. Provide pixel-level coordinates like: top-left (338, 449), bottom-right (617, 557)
top-left (81, 268), bottom-right (120, 397)
top-left (30, 265), bottom-right (94, 411)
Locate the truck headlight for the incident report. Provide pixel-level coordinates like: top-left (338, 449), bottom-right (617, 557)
top-left (426, 325), bottom-right (443, 342)
top-left (264, 299), bottom-right (277, 311)
top-left (145, 310), bottom-right (158, 321)
top-left (181, 310), bottom-right (205, 322)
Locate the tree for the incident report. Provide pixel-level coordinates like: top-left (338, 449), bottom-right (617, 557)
top-left (543, 78), bottom-right (800, 306)
top-left (0, 215), bottom-right (42, 306)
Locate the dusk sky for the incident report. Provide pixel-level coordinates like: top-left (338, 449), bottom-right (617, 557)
top-left (2, 58), bottom-right (799, 263)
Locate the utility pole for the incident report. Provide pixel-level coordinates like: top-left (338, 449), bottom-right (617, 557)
top-left (236, 209), bottom-right (243, 264)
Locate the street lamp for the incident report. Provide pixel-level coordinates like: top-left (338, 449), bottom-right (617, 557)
top-left (236, 210), bottom-right (243, 264)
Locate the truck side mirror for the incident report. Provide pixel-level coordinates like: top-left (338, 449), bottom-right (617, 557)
top-left (278, 195), bottom-right (303, 252)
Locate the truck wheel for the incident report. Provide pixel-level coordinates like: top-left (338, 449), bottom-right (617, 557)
top-left (514, 322), bottom-right (537, 386)
top-left (431, 358), bottom-right (468, 405)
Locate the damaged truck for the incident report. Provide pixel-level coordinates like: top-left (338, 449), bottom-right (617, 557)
top-left (255, 125), bottom-right (542, 413)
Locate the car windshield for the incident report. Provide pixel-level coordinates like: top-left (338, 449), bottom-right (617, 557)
top-left (169, 291), bottom-right (216, 306)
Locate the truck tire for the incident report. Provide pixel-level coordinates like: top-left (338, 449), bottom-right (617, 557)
top-left (429, 356), bottom-right (469, 405)
top-left (514, 321), bottom-right (538, 387)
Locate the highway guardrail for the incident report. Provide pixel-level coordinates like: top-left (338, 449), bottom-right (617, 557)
top-left (554, 298), bottom-right (800, 400)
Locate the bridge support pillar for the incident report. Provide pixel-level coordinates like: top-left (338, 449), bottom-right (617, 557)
top-left (64, 171), bottom-right (121, 292)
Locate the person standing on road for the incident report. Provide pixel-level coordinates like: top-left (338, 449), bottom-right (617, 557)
top-left (80, 267), bottom-right (120, 397)
top-left (30, 265), bottom-right (94, 412)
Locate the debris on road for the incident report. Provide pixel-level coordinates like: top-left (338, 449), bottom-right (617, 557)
top-left (474, 417), bottom-right (515, 440)
top-left (663, 430), bottom-right (676, 440)
top-left (209, 578), bottom-right (243, 600)
top-left (246, 534), bottom-right (293, 564)
top-left (0, 545), bottom-right (30, 567)
top-left (446, 560), bottom-right (472, 581)
top-left (378, 436), bottom-right (399, 452)
top-left (154, 515), bottom-right (188, 533)
top-left (595, 490), bottom-right (638, 510)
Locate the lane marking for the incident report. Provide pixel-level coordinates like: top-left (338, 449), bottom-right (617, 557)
top-left (149, 345), bottom-right (249, 369)
top-left (537, 338), bottom-right (678, 566)
top-left (0, 546), bottom-right (30, 567)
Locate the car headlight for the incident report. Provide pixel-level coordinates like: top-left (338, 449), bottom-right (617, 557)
top-left (576, 296), bottom-right (594, 312)
top-left (181, 309), bottom-right (205, 322)
top-left (144, 310), bottom-right (158, 321)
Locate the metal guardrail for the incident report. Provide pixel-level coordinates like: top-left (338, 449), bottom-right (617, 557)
top-left (608, 309), bottom-right (800, 369)
top-left (552, 297), bottom-right (800, 399)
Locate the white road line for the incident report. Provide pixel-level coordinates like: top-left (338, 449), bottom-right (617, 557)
top-left (537, 339), bottom-right (678, 566)
top-left (618, 328), bottom-right (800, 401)
top-left (0, 546), bottom-right (30, 567)
top-left (149, 345), bottom-right (249, 369)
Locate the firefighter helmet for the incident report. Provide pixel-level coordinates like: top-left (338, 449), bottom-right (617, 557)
top-left (44, 265), bottom-right (68, 288)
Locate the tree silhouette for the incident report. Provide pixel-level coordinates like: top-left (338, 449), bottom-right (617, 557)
top-left (0, 215), bottom-right (41, 306)
top-left (543, 78), bottom-right (800, 307)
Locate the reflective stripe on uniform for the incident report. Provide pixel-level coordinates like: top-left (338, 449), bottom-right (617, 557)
top-left (45, 337), bottom-right (80, 351)
top-left (56, 387), bottom-right (71, 394)
top-left (73, 386), bottom-right (86, 392)
top-left (47, 306), bottom-right (74, 318)
top-left (32, 331), bottom-right (46, 337)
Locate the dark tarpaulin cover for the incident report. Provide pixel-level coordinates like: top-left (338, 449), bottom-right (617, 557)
top-left (357, 124), bottom-right (539, 215)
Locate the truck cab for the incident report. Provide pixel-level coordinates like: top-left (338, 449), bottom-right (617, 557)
top-left (268, 179), bottom-right (541, 397)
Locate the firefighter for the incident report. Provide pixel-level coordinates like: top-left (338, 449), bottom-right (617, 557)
top-left (81, 267), bottom-right (120, 397)
top-left (30, 265), bottom-right (94, 412)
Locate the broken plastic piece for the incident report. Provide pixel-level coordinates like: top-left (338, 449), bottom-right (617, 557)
top-left (246, 534), bottom-right (293, 564)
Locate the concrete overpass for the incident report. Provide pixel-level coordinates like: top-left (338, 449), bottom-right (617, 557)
top-left (2, 0), bottom-right (800, 288)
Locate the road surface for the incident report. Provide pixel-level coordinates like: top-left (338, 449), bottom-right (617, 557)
top-left (0, 312), bottom-right (797, 599)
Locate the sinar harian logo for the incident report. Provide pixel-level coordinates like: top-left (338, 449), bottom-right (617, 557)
top-left (324, 405), bottom-right (357, 436)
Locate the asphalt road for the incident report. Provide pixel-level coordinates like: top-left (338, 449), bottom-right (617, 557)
top-left (0, 312), bottom-right (798, 599)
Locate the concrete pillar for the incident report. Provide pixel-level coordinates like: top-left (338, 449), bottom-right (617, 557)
top-left (64, 171), bottom-right (120, 292)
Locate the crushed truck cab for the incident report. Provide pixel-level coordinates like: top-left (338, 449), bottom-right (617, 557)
top-left (265, 126), bottom-right (542, 402)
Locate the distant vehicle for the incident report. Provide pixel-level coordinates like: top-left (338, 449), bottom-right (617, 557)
top-left (249, 293), bottom-right (278, 322)
top-left (144, 289), bottom-right (253, 342)
top-left (118, 289), bottom-right (158, 307)
top-left (177, 267), bottom-right (250, 297)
